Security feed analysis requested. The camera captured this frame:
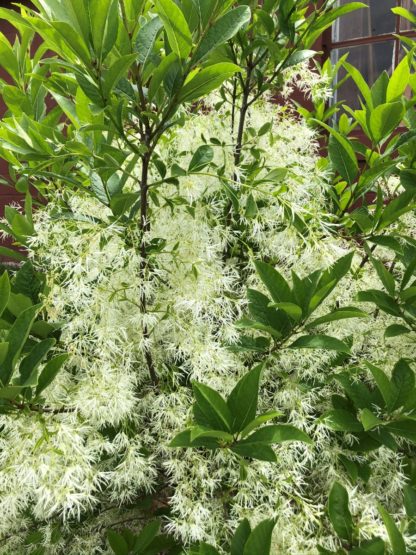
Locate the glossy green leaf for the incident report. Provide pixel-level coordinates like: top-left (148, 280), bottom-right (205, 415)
top-left (391, 359), bottom-right (415, 410)
top-left (107, 530), bottom-right (129, 555)
top-left (102, 54), bottom-right (138, 98)
top-left (378, 504), bottom-right (407, 555)
top-left (1, 304), bottom-right (40, 386)
top-left (155, 0), bottom-right (192, 59)
top-left (19, 338), bottom-right (56, 385)
top-left (89, 0), bottom-right (118, 62)
top-left (289, 335), bottom-right (351, 353)
top-left (384, 324), bottom-right (411, 338)
top-left (192, 381), bottom-right (232, 431)
top-left (387, 55), bottom-right (411, 102)
top-left (313, 120), bottom-right (358, 184)
top-left (384, 419), bottom-right (416, 443)
top-left (227, 364), bottom-right (263, 433)
top-left (133, 520), bottom-right (161, 553)
top-left (371, 257), bottom-right (396, 296)
top-left (188, 145), bottom-right (214, 173)
top-left (193, 6), bottom-right (251, 64)
top-left (268, 302), bottom-right (302, 321)
top-left (0, 272), bottom-right (11, 319)
top-left (36, 353), bottom-right (69, 396)
top-left (369, 102), bottom-right (404, 143)
top-left (178, 63), bottom-right (241, 103)
top-left (365, 362), bottom-right (395, 410)
top-left (359, 408), bottom-right (382, 431)
top-left (243, 519), bottom-right (275, 555)
top-left (323, 409), bottom-right (363, 432)
top-left (135, 16), bottom-right (163, 66)
top-left (328, 482), bottom-right (353, 541)
top-left (343, 61), bottom-right (373, 108)
top-left (306, 307), bottom-right (367, 329)
top-left (231, 519), bottom-right (251, 555)
top-left (254, 260), bottom-right (292, 304)
top-left (237, 424), bottom-right (311, 448)
top-left (283, 49), bottom-right (316, 69)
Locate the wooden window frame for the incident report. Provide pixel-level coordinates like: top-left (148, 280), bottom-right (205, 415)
top-left (320, 1), bottom-right (416, 144)
top-left (322, 1), bottom-right (416, 71)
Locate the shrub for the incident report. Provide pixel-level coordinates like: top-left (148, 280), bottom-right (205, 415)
top-left (0, 1), bottom-right (416, 554)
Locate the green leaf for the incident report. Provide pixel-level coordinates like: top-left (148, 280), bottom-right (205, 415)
top-left (254, 260), bottom-right (292, 304)
top-left (379, 190), bottom-right (416, 230)
top-left (135, 16), bottom-right (163, 66)
top-left (196, 544), bottom-right (220, 555)
top-left (306, 307), bottom-right (367, 329)
top-left (245, 194), bottom-right (258, 219)
top-left (188, 145), bottom-right (214, 173)
top-left (169, 429), bottom-right (220, 449)
top-left (378, 504), bottom-right (407, 555)
top-left (7, 293), bottom-right (32, 318)
top-left (192, 381), bottom-right (232, 431)
top-left (0, 385), bottom-right (24, 400)
top-left (313, 120), bottom-right (358, 184)
top-left (243, 519), bottom-right (275, 555)
top-left (240, 411), bottom-right (284, 438)
top-left (350, 538), bottom-right (385, 555)
top-left (227, 364), bottom-right (263, 433)
top-left (102, 54), bottom-right (138, 98)
top-left (230, 442), bottom-right (278, 461)
top-left (343, 61), bottom-right (373, 108)
top-left (155, 0), bottom-right (193, 59)
top-left (231, 519), bottom-right (251, 555)
top-left (357, 290), bottom-right (401, 317)
top-left (50, 21), bottom-right (91, 66)
top-left (404, 485), bottom-right (416, 519)
top-left (89, 0), bottom-right (118, 62)
top-left (0, 272), bottom-right (11, 319)
top-left (385, 419), bottom-right (416, 443)
top-left (1, 304), bottom-right (40, 386)
top-left (178, 63), bottom-right (241, 103)
top-left (365, 362), bottom-right (395, 410)
top-left (190, 427), bottom-right (233, 443)
top-left (246, 289), bottom-right (288, 337)
top-left (237, 424), bottom-right (312, 448)
top-left (387, 55), bottom-right (411, 102)
top-left (90, 172), bottom-right (110, 205)
top-left (283, 49), bottom-right (316, 69)
top-left (193, 6), bottom-right (251, 64)
top-left (371, 71), bottom-right (389, 107)
top-left (148, 51), bottom-right (178, 100)
top-left (385, 324), bottom-right (411, 338)
top-left (0, 342), bottom-right (8, 365)
top-left (328, 482), bottom-right (354, 542)
top-left (19, 338), bottom-right (56, 385)
top-left (391, 359), bottom-right (415, 410)
top-left (133, 520), bottom-right (161, 553)
top-left (371, 257), bottom-right (396, 296)
top-left (369, 102), bottom-right (404, 143)
top-left (289, 335), bottom-right (351, 353)
top-left (392, 6), bottom-right (416, 23)
top-left (359, 408), bottom-right (382, 431)
top-left (107, 530), bottom-right (129, 555)
top-left (401, 169), bottom-right (416, 191)
top-left (323, 409), bottom-right (363, 433)
top-left (368, 235), bottom-right (403, 255)
top-left (36, 354), bottom-right (68, 396)
top-left (268, 302), bottom-right (302, 321)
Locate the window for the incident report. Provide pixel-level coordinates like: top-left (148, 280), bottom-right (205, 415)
top-left (328, 0), bottom-right (416, 109)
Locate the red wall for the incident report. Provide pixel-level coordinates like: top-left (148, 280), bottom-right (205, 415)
top-left (0, 1), bottom-right (26, 217)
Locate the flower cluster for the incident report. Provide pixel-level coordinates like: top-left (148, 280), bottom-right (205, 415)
top-left (0, 91), bottom-right (414, 554)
